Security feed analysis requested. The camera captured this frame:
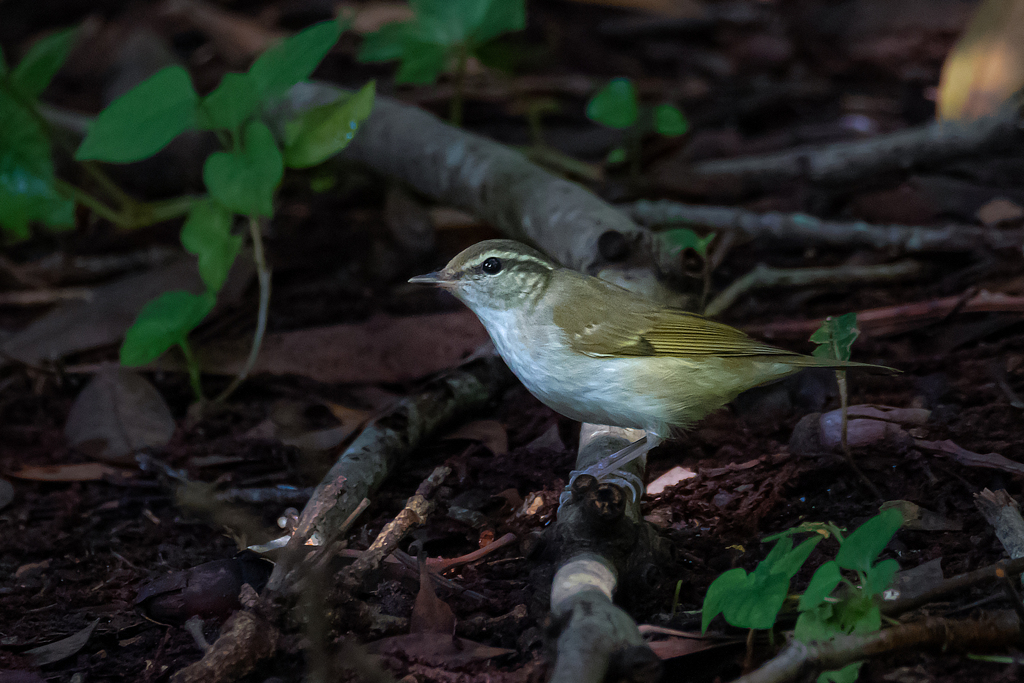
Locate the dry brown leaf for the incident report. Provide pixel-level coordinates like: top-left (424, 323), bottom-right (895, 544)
top-left (168, 311), bottom-right (489, 384)
top-left (6, 463), bottom-right (128, 482)
top-left (24, 619), bottom-right (100, 666)
top-left (647, 465), bottom-right (697, 496)
top-left (410, 555), bottom-right (456, 635)
top-left (443, 419), bottom-right (508, 456)
top-left (976, 197), bottom-right (1024, 226)
top-left (938, 0), bottom-right (1024, 120)
top-left (65, 365), bottom-right (176, 463)
top-left (880, 500), bottom-right (963, 531)
top-left (0, 255), bottom-right (252, 369)
top-left (366, 633), bottom-right (513, 666)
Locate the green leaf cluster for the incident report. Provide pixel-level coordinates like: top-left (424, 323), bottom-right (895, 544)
top-left (810, 312), bottom-right (860, 362)
top-left (78, 20), bottom-right (374, 383)
top-left (357, 0), bottom-right (526, 84)
top-left (0, 28), bottom-right (78, 241)
top-left (794, 508), bottom-right (903, 683)
top-left (702, 509), bottom-right (902, 683)
top-left (702, 535), bottom-right (821, 632)
top-left (585, 77), bottom-right (689, 165)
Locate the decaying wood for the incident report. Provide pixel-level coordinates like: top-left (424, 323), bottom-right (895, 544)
top-left (266, 356), bottom-right (513, 591)
top-left (169, 601), bottom-right (278, 683)
top-left (628, 200), bottom-right (1024, 253)
top-left (548, 425), bottom-right (665, 683)
top-left (340, 465), bottom-right (451, 591)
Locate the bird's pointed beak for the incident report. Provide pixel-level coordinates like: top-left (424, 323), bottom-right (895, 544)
top-left (408, 271), bottom-right (451, 286)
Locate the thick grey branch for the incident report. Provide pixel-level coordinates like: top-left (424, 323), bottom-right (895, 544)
top-left (281, 83), bottom-right (653, 273)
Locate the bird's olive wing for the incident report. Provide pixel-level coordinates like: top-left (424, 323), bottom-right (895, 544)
top-left (553, 277), bottom-right (793, 358)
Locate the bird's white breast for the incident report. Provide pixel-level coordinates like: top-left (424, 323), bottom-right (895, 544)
top-left (472, 306), bottom-right (681, 437)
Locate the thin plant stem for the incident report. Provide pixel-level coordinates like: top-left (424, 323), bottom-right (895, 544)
top-left (52, 179), bottom-right (123, 226)
top-left (80, 161), bottom-right (137, 209)
top-left (215, 215), bottom-right (271, 403)
top-left (835, 368), bottom-right (883, 500)
top-left (449, 46), bottom-right (469, 127)
top-left (178, 338), bottom-right (205, 401)
top-left (144, 195), bottom-right (202, 225)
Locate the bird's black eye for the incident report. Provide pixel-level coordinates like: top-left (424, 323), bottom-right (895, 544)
top-left (481, 257), bottom-right (502, 275)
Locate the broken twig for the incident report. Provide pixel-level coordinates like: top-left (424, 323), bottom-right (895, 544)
top-left (684, 98), bottom-right (1024, 192)
top-left (704, 260), bottom-right (923, 318)
top-left (628, 200), bottom-right (1024, 253)
top-left (734, 612), bottom-right (1022, 683)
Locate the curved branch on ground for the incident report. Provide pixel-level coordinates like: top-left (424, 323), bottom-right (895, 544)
top-left (681, 98), bottom-right (1024, 193)
top-left (628, 200), bottom-right (1024, 253)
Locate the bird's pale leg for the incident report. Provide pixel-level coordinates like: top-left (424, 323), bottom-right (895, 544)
top-left (566, 432), bottom-right (663, 501)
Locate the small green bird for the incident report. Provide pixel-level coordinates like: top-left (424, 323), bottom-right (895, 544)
top-left (410, 240), bottom-right (890, 492)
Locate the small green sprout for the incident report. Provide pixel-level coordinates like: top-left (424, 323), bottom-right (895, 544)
top-left (810, 312), bottom-right (860, 363)
top-left (0, 27), bottom-right (79, 241)
top-left (358, 0), bottom-right (526, 124)
top-left (74, 18), bottom-right (374, 400)
top-left (585, 76), bottom-right (688, 167)
top-left (794, 508), bottom-right (903, 683)
top-left (701, 509), bottom-right (903, 683)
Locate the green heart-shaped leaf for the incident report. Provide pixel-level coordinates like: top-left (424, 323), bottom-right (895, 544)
top-left (587, 78), bottom-right (639, 129)
top-left (75, 66), bottom-right (198, 163)
top-left (203, 121), bottom-right (282, 217)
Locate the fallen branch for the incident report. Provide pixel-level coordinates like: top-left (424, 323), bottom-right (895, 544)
top-left (549, 425), bottom-right (665, 683)
top-left (883, 557), bottom-right (1024, 616)
top-left (170, 591), bottom-right (278, 683)
top-left (734, 611), bottom-right (1023, 683)
top-left (627, 200), bottom-right (1024, 253)
top-left (744, 290), bottom-right (1024, 339)
top-left (340, 465), bottom-right (451, 591)
top-left (682, 98), bottom-right (1024, 193)
top-left (278, 84), bottom-right (659, 274)
top-left (267, 355), bottom-right (513, 590)
top-left (704, 260), bottom-right (923, 318)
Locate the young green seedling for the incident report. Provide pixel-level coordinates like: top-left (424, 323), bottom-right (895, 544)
top-left (794, 508), bottom-right (903, 683)
top-left (586, 77), bottom-right (688, 172)
top-left (701, 509), bottom-right (902, 683)
top-left (74, 18), bottom-right (375, 400)
top-left (0, 28), bottom-right (79, 241)
top-left (809, 313), bottom-right (881, 497)
top-left (358, 0), bottom-right (525, 125)
top-left (702, 534), bottom-right (822, 633)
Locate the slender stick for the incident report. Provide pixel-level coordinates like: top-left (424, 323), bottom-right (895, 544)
top-left (215, 216), bottom-right (271, 403)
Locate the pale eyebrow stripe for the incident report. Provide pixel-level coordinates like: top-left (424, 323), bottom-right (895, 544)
top-left (463, 252), bottom-right (555, 271)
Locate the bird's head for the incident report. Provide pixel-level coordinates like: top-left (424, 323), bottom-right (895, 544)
top-left (408, 239), bottom-right (556, 313)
